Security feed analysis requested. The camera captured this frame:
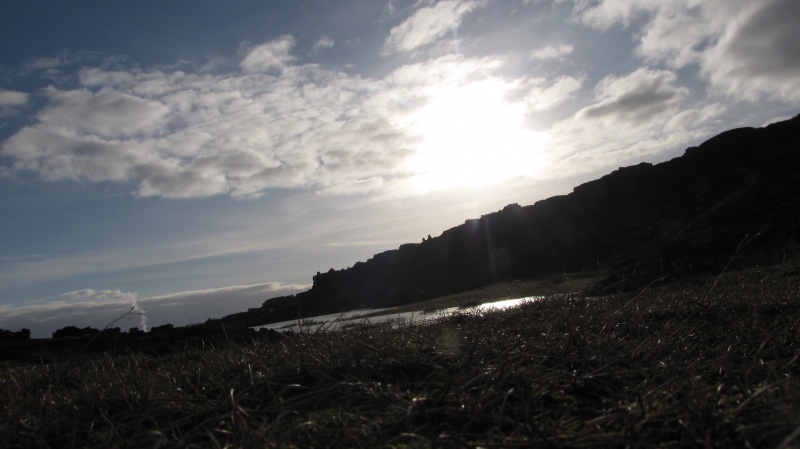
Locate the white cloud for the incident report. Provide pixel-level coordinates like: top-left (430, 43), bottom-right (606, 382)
top-left (571, 0), bottom-right (715, 66)
top-left (59, 289), bottom-right (147, 330)
top-left (24, 56), bottom-right (67, 71)
top-left (0, 288), bottom-right (145, 336)
top-left (570, 0), bottom-right (800, 103)
top-left (59, 288), bottom-right (138, 302)
top-left (581, 68), bottom-right (684, 122)
top-left (383, 0), bottom-right (485, 53)
top-left (140, 282), bottom-right (308, 326)
top-left (240, 35), bottom-right (296, 73)
top-left (546, 67), bottom-right (704, 176)
top-left (0, 89), bottom-right (28, 107)
top-left (316, 177), bottom-right (385, 197)
top-left (0, 89), bottom-right (28, 117)
top-left (388, 53), bottom-right (503, 87)
top-left (22, 50), bottom-right (100, 72)
top-left (522, 76), bottom-right (583, 111)
top-left (312, 35), bottom-right (335, 53)
top-left (663, 103), bottom-right (725, 133)
top-left (703, 0), bottom-right (800, 102)
top-left (571, 0), bottom-right (657, 30)
top-left (530, 44), bottom-right (574, 60)
top-left (38, 87), bottom-right (169, 137)
top-left (1, 36), bottom-right (416, 198)
top-left (2, 126), bottom-right (152, 182)
top-left (5, 39), bottom-right (560, 200)
top-left (633, 2), bottom-right (718, 68)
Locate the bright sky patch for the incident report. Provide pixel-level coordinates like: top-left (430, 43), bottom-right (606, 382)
top-left (402, 78), bottom-right (550, 192)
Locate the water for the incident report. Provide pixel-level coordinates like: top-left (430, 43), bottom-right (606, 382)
top-left (252, 296), bottom-right (540, 333)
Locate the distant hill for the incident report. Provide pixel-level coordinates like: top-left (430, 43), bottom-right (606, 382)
top-left (219, 114), bottom-right (800, 328)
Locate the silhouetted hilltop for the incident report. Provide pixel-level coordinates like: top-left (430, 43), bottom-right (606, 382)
top-left (220, 115), bottom-right (800, 328)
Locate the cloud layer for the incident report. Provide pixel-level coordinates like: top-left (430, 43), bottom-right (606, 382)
top-left (1, 39), bottom-right (578, 199)
top-left (1, 0), bottom-right (798, 199)
top-left (3, 44), bottom-right (414, 198)
top-left (1, 0), bottom-right (799, 338)
top-left (0, 282), bottom-right (308, 338)
top-left (572, 0), bottom-right (800, 102)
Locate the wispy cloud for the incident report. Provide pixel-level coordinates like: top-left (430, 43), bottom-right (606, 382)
top-left (60, 288), bottom-right (147, 331)
top-left (530, 44), bottom-right (574, 60)
top-left (383, 0), bottom-right (485, 54)
top-left (520, 76), bottom-right (584, 112)
top-left (0, 236), bottom-right (284, 290)
top-left (21, 50), bottom-right (101, 73)
top-left (139, 282), bottom-right (308, 326)
top-left (312, 35), bottom-right (335, 53)
top-left (240, 35), bottom-right (297, 74)
top-left (0, 282), bottom-right (309, 338)
top-left (0, 89), bottom-right (28, 117)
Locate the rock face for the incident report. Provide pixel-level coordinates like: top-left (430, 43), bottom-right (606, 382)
top-left (221, 115), bottom-right (800, 328)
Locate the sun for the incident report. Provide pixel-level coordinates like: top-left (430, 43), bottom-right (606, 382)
top-left (402, 78), bottom-right (550, 192)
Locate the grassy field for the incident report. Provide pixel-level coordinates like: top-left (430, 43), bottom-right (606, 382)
top-left (2, 260), bottom-right (799, 448)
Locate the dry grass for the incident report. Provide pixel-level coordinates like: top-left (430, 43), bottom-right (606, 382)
top-left (2, 261), bottom-right (799, 448)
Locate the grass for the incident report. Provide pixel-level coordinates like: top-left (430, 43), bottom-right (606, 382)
top-left (1, 260), bottom-right (799, 448)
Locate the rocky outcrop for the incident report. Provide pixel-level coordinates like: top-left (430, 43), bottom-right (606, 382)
top-left (219, 115), bottom-right (800, 328)
top-left (0, 328), bottom-right (30, 341)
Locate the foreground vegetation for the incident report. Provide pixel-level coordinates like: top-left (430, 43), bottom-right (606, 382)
top-left (2, 260), bottom-right (799, 448)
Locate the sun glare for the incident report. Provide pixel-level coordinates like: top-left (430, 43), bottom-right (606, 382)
top-left (403, 78), bottom-right (550, 192)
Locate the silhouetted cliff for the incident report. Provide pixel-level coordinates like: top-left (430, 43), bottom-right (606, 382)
top-left (221, 115), bottom-right (800, 328)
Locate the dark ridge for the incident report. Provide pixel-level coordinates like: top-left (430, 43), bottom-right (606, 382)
top-left (217, 114), bottom-right (800, 328)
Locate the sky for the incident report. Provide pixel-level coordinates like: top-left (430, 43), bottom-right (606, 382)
top-left (1, 0), bottom-right (798, 337)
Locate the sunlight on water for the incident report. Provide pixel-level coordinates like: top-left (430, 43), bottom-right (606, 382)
top-left (475, 297), bottom-right (536, 311)
top-left (252, 296), bottom-right (540, 333)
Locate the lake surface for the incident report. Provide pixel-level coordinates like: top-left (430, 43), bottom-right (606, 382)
top-left (252, 296), bottom-right (539, 333)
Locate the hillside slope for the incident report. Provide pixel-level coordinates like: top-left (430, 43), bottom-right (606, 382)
top-left (220, 115), bottom-right (800, 328)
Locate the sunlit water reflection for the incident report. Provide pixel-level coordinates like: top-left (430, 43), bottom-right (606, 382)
top-left (252, 296), bottom-right (540, 333)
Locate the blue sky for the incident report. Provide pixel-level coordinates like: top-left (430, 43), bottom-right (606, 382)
top-left (1, 0), bottom-right (798, 337)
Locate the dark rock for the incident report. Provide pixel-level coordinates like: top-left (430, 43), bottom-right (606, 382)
top-left (52, 326), bottom-right (99, 339)
top-left (16, 115), bottom-right (798, 358)
top-left (150, 323), bottom-right (175, 334)
top-left (0, 328), bottom-right (30, 341)
top-left (221, 114), bottom-right (800, 328)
